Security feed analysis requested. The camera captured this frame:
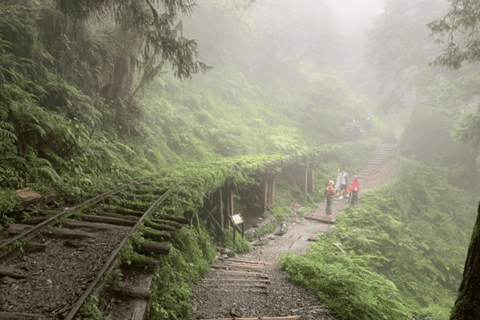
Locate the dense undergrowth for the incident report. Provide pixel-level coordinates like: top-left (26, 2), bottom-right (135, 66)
top-left (280, 159), bottom-right (478, 320)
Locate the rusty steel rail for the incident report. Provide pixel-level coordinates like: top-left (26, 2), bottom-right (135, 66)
top-left (0, 176), bottom-right (153, 257)
top-left (64, 190), bottom-right (171, 320)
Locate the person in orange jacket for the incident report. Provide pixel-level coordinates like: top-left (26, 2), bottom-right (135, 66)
top-left (349, 175), bottom-right (360, 205)
top-left (325, 180), bottom-right (336, 215)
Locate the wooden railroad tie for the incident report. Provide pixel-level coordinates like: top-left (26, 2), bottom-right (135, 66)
top-left (211, 265), bottom-right (265, 273)
top-left (227, 258), bottom-right (271, 265)
top-left (203, 283), bottom-right (268, 289)
top-left (203, 278), bottom-right (270, 284)
top-left (206, 288), bottom-right (268, 294)
top-left (201, 316), bottom-right (299, 320)
top-left (211, 270), bottom-right (269, 278)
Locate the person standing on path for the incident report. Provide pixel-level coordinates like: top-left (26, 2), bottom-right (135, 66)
top-left (338, 168), bottom-right (349, 200)
top-left (325, 180), bottom-right (336, 215)
top-left (335, 165), bottom-right (344, 196)
top-left (349, 175), bottom-right (360, 205)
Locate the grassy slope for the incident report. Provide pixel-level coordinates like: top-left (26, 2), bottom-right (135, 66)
top-left (280, 159), bottom-right (478, 319)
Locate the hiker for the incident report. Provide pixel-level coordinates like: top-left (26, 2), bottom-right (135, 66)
top-left (349, 175), bottom-right (360, 205)
top-left (338, 168), bottom-right (349, 200)
top-left (335, 165), bottom-right (344, 195)
top-left (325, 180), bottom-right (336, 215)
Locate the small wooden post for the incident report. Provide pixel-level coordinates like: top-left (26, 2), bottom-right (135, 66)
top-left (219, 188), bottom-right (224, 229)
top-left (263, 178), bottom-right (268, 214)
top-left (272, 177), bottom-right (275, 204)
top-left (311, 166), bottom-right (315, 193)
top-left (304, 165), bottom-right (308, 202)
top-left (230, 189), bottom-right (234, 218)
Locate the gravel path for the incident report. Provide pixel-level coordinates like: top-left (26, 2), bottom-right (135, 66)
top-left (191, 154), bottom-right (400, 320)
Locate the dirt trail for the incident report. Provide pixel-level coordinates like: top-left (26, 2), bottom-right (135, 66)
top-left (191, 146), bottom-right (400, 320)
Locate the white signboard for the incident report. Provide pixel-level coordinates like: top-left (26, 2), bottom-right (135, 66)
top-left (231, 214), bottom-right (243, 225)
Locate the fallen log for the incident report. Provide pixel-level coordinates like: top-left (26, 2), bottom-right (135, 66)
top-left (138, 242), bottom-right (170, 255)
top-left (50, 228), bottom-right (97, 239)
top-left (0, 265), bottom-right (28, 278)
top-left (79, 214), bottom-right (136, 227)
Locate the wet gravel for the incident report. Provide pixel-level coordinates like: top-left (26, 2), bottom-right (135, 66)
top-left (0, 227), bottom-right (128, 319)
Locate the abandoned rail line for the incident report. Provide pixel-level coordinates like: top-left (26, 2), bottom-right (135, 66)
top-left (0, 134), bottom-right (395, 320)
top-left (0, 175), bottom-right (190, 320)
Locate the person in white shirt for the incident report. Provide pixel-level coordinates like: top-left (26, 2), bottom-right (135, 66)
top-left (338, 168), bottom-right (349, 200)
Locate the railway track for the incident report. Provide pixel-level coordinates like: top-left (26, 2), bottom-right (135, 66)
top-left (0, 175), bottom-right (190, 320)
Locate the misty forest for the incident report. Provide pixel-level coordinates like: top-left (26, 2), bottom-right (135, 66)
top-left (1, 0), bottom-right (480, 319)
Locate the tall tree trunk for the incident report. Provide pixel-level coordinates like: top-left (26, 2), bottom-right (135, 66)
top-left (450, 202), bottom-right (480, 320)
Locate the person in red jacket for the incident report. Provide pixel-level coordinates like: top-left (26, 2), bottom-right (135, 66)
top-left (349, 175), bottom-right (360, 205)
top-left (324, 180), bottom-right (336, 215)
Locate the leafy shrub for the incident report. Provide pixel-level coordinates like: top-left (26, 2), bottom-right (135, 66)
top-left (280, 238), bottom-right (410, 320)
top-left (282, 158), bottom-right (477, 319)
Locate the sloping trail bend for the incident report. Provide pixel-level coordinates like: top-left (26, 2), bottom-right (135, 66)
top-left (191, 140), bottom-right (400, 320)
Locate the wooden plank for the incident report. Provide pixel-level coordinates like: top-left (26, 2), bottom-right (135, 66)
top-left (227, 258), bottom-right (271, 265)
top-left (226, 262), bottom-right (265, 268)
top-left (211, 270), bottom-right (269, 278)
top-left (203, 278), bottom-right (270, 283)
top-left (203, 288), bottom-right (267, 294)
top-left (0, 312), bottom-right (46, 319)
top-left (211, 265), bottom-right (265, 272)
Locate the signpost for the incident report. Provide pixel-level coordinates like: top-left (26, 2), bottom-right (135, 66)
top-left (231, 214), bottom-right (244, 242)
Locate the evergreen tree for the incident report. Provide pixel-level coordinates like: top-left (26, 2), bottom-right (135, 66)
top-left (450, 203), bottom-right (480, 320)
